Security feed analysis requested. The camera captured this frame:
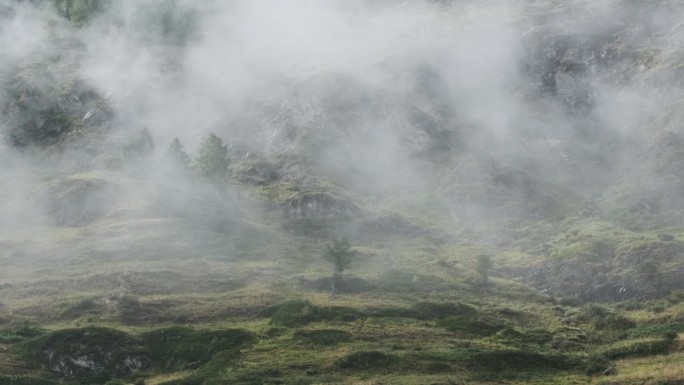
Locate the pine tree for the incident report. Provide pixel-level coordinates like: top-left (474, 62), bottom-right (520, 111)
top-left (195, 133), bottom-right (228, 180)
top-left (166, 137), bottom-right (192, 170)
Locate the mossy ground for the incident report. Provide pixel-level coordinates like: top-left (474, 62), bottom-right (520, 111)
top-left (1, 173), bottom-right (683, 384)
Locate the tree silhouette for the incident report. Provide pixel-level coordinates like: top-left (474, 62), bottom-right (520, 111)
top-left (322, 238), bottom-right (358, 295)
top-left (195, 133), bottom-right (228, 180)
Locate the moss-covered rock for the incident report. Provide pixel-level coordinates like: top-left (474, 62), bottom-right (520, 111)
top-left (15, 327), bottom-right (149, 378)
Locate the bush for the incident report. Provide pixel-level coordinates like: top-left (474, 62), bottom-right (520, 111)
top-left (292, 329), bottom-right (351, 346)
top-left (626, 323), bottom-right (684, 339)
top-left (141, 326), bottom-right (254, 371)
top-left (436, 314), bottom-right (505, 337)
top-left (585, 352), bottom-right (611, 375)
top-left (266, 300), bottom-right (358, 327)
top-left (599, 338), bottom-right (674, 359)
top-left (336, 351), bottom-right (398, 370)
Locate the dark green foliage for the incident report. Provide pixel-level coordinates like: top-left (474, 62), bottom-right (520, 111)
top-left (0, 323), bottom-right (44, 342)
top-left (584, 352), bottom-right (611, 375)
top-left (550, 332), bottom-right (586, 351)
top-left (335, 351), bottom-right (398, 370)
top-left (461, 348), bottom-right (578, 371)
top-left (13, 326), bottom-right (146, 379)
top-left (593, 313), bottom-right (636, 331)
top-left (195, 133), bottom-right (229, 180)
top-left (52, 0), bottom-right (110, 25)
top-left (322, 238), bottom-right (358, 275)
top-left (266, 300), bottom-right (358, 327)
top-left (372, 302), bottom-right (476, 320)
top-left (599, 338), bottom-right (674, 359)
top-left (581, 305), bottom-right (636, 331)
top-left (491, 327), bottom-right (555, 348)
top-left (166, 137), bottom-right (192, 171)
top-left (141, 326), bottom-right (254, 372)
top-left (2, 58), bottom-right (110, 149)
top-left (323, 238), bottom-right (359, 294)
top-left (122, 128), bottom-right (155, 159)
top-left (292, 329), bottom-right (351, 346)
top-left (436, 314), bottom-right (506, 337)
top-left (413, 302), bottom-right (477, 319)
top-left (161, 350), bottom-right (245, 385)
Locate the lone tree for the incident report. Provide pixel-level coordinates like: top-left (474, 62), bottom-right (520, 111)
top-left (166, 137), bottom-right (192, 171)
top-left (322, 238), bottom-right (359, 295)
top-left (476, 253), bottom-right (493, 284)
top-left (195, 133), bottom-right (228, 180)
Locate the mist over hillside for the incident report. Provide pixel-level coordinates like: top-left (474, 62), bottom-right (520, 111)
top-left (1, 1), bottom-right (684, 384)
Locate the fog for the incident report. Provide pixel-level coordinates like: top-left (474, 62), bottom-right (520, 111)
top-left (1, 0), bottom-right (684, 267)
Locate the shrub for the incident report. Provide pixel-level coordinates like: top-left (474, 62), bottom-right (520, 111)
top-left (336, 351), bottom-right (398, 370)
top-left (599, 338), bottom-right (674, 359)
top-left (141, 326), bottom-right (254, 371)
top-left (436, 314), bottom-right (505, 337)
top-left (293, 329), bottom-right (352, 346)
top-left (585, 352), bottom-right (611, 375)
top-left (267, 300), bottom-right (358, 327)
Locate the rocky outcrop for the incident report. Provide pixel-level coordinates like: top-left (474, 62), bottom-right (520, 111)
top-left (1, 51), bottom-right (112, 149)
top-left (529, 223), bottom-right (684, 302)
top-left (30, 327), bottom-right (150, 377)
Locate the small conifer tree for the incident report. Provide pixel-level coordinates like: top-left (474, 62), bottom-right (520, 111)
top-left (195, 133), bottom-right (228, 180)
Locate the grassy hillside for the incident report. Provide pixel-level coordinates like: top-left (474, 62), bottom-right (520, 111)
top-left (1, 0), bottom-right (684, 384)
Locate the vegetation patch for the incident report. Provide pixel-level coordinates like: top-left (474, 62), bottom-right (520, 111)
top-left (298, 275), bottom-right (376, 294)
top-left (141, 326), bottom-right (255, 372)
top-left (335, 351), bottom-right (399, 370)
top-left (459, 348), bottom-right (580, 371)
top-left (376, 269), bottom-right (445, 292)
top-left (598, 338), bottom-right (675, 359)
top-left (371, 301), bottom-right (476, 320)
top-left (436, 314), bottom-right (507, 337)
top-left (59, 298), bottom-right (103, 320)
top-left (265, 300), bottom-right (358, 327)
top-left (626, 323), bottom-right (684, 339)
top-left (14, 326), bottom-right (148, 378)
top-left (292, 329), bottom-right (351, 346)
top-left (0, 323), bottom-right (44, 343)
top-left (489, 327), bottom-right (555, 348)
